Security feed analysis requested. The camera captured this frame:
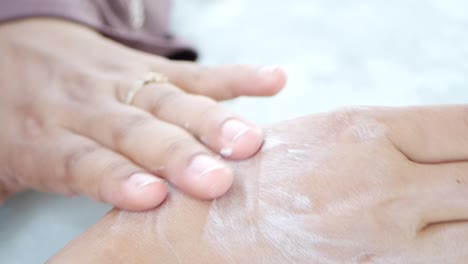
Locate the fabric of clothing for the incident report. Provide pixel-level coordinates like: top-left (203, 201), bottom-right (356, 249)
top-left (0, 0), bottom-right (197, 60)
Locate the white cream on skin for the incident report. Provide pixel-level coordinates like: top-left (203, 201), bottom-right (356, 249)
top-left (220, 147), bottom-right (233, 157)
top-left (202, 133), bottom-right (327, 263)
top-left (108, 112), bottom-right (468, 263)
top-left (200, 116), bottom-right (399, 263)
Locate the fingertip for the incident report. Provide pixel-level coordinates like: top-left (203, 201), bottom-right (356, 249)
top-left (118, 173), bottom-right (168, 211)
top-left (176, 155), bottom-right (234, 200)
top-left (220, 119), bottom-right (264, 160)
top-left (228, 127), bottom-right (264, 160)
top-left (256, 65), bottom-right (288, 96)
top-left (200, 167), bottom-right (234, 199)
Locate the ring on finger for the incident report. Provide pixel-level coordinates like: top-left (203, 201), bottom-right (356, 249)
top-left (125, 72), bottom-right (169, 105)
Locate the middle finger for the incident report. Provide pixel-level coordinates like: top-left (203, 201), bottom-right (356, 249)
top-left (120, 81), bottom-right (263, 160)
top-left (68, 101), bottom-right (234, 200)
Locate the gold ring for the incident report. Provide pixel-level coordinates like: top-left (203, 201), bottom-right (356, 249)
top-left (125, 72), bottom-right (169, 105)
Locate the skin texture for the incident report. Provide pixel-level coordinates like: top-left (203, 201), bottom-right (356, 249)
top-left (50, 106), bottom-right (468, 264)
top-left (0, 18), bottom-right (287, 210)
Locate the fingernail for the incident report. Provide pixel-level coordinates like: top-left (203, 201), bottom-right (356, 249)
top-left (128, 173), bottom-right (162, 189)
top-left (222, 119), bottom-right (252, 143)
top-left (221, 119), bottom-right (253, 157)
top-left (186, 155), bottom-right (226, 180)
top-left (259, 65), bottom-right (281, 76)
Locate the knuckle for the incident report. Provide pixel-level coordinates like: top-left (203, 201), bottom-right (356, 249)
top-left (93, 160), bottom-right (131, 203)
top-left (67, 147), bottom-right (133, 202)
top-left (194, 96), bottom-right (228, 126)
top-left (195, 95), bottom-right (218, 108)
top-left (174, 63), bottom-right (206, 93)
top-left (15, 103), bottom-right (46, 140)
top-left (148, 86), bottom-right (183, 116)
top-left (331, 107), bottom-right (385, 143)
top-left (111, 113), bottom-right (152, 148)
top-left (188, 64), bottom-right (204, 84)
top-left (329, 107), bottom-right (362, 133)
top-left (60, 69), bottom-right (99, 104)
top-left (62, 143), bottom-right (102, 187)
top-left (196, 96), bottom-right (220, 117)
top-left (162, 136), bottom-right (198, 158)
top-left (331, 107), bottom-right (364, 124)
top-left (97, 158), bottom-right (132, 180)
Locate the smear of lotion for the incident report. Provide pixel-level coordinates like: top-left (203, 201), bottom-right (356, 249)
top-left (202, 144), bottom-right (332, 263)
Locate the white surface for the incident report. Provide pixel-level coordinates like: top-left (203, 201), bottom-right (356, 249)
top-left (1, 0), bottom-right (467, 263)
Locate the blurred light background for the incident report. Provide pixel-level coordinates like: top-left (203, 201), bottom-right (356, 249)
top-left (1, 0), bottom-right (467, 263)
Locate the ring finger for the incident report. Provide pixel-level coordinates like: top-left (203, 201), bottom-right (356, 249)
top-left (126, 81), bottom-right (263, 159)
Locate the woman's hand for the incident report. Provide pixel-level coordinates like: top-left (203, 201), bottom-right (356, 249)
top-left (50, 106), bottom-right (468, 263)
top-left (0, 18), bottom-right (286, 210)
